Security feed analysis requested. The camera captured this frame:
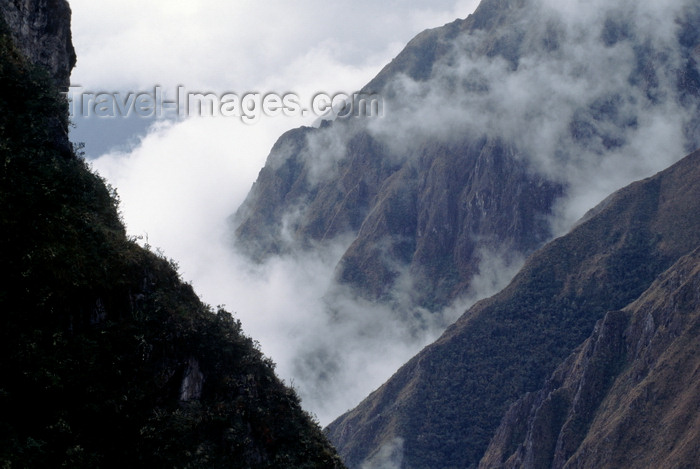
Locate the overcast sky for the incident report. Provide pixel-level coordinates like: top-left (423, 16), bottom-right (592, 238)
top-left (69, 0), bottom-right (480, 209)
top-left (70, 0), bottom-right (480, 155)
top-left (68, 0), bottom-right (481, 424)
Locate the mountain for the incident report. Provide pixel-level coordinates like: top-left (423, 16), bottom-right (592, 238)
top-left (480, 246), bottom-right (700, 468)
top-left (0, 4), bottom-right (343, 468)
top-left (326, 148), bottom-right (700, 468)
top-left (231, 0), bottom-right (700, 463)
top-left (232, 0), bottom-right (700, 315)
top-left (232, 3), bottom-right (563, 310)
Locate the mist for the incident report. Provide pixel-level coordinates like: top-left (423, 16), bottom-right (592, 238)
top-left (86, 0), bottom-right (700, 427)
top-left (78, 0), bottom-right (486, 425)
top-left (368, 0), bottom-right (700, 232)
top-left (233, 0), bottom-right (700, 424)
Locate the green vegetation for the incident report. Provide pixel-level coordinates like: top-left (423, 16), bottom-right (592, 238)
top-left (481, 248), bottom-right (700, 467)
top-left (328, 148), bottom-right (700, 468)
top-left (0, 19), bottom-right (343, 468)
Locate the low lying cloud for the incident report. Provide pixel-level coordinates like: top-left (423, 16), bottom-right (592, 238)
top-left (85, 0), bottom-right (700, 429)
top-left (82, 0), bottom-right (484, 425)
top-left (91, 115), bottom-right (516, 425)
top-left (367, 0), bottom-right (699, 231)
top-left (361, 437), bottom-right (405, 469)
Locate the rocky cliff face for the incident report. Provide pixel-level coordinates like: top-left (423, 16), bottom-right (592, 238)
top-left (480, 246), bottom-right (700, 468)
top-left (0, 0), bottom-right (76, 88)
top-left (232, 0), bottom-right (564, 311)
top-left (233, 1), bottom-right (700, 462)
top-left (0, 0), bottom-right (76, 156)
top-left (326, 149), bottom-right (700, 468)
top-left (233, 0), bottom-right (700, 317)
top-left (235, 124), bottom-right (560, 307)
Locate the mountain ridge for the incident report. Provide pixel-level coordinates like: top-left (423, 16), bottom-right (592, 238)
top-left (326, 148), bottom-right (700, 467)
top-left (480, 245), bottom-right (700, 468)
top-left (233, 0), bottom-right (700, 313)
top-left (232, 1), bottom-right (700, 464)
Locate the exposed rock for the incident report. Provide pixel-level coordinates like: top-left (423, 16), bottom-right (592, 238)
top-left (179, 356), bottom-right (204, 401)
top-left (232, 0), bottom-right (700, 316)
top-left (480, 247), bottom-right (700, 468)
top-left (0, 0), bottom-right (76, 89)
top-left (232, 2), bottom-right (566, 310)
top-left (479, 310), bottom-right (629, 468)
top-left (326, 149), bottom-right (700, 468)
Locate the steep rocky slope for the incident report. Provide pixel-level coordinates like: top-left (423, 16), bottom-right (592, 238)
top-left (232, 0), bottom-right (700, 313)
top-left (0, 6), bottom-right (343, 468)
top-left (326, 149), bottom-right (700, 468)
top-left (0, 0), bottom-right (75, 88)
top-left (235, 124), bottom-right (559, 307)
top-left (480, 247), bottom-right (700, 468)
top-left (231, 1), bottom-right (700, 466)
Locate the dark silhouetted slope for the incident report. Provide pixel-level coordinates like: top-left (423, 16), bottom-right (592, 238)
top-left (0, 9), bottom-right (344, 469)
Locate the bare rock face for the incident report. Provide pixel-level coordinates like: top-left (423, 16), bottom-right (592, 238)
top-left (0, 0), bottom-right (76, 88)
top-left (179, 357), bottom-right (205, 402)
top-left (479, 310), bottom-right (630, 469)
top-left (1, 0), bottom-right (76, 155)
top-left (232, 0), bottom-right (565, 312)
top-left (326, 149), bottom-right (700, 468)
top-left (480, 246), bottom-right (700, 469)
top-left (233, 0), bottom-right (700, 316)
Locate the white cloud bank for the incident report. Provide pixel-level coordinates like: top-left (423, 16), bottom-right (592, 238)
top-left (72, 0), bottom-right (700, 428)
top-left (71, 0), bottom-right (481, 425)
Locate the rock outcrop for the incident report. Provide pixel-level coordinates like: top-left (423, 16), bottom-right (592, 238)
top-left (0, 0), bottom-right (76, 88)
top-left (179, 357), bottom-right (205, 402)
top-left (235, 125), bottom-right (560, 307)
